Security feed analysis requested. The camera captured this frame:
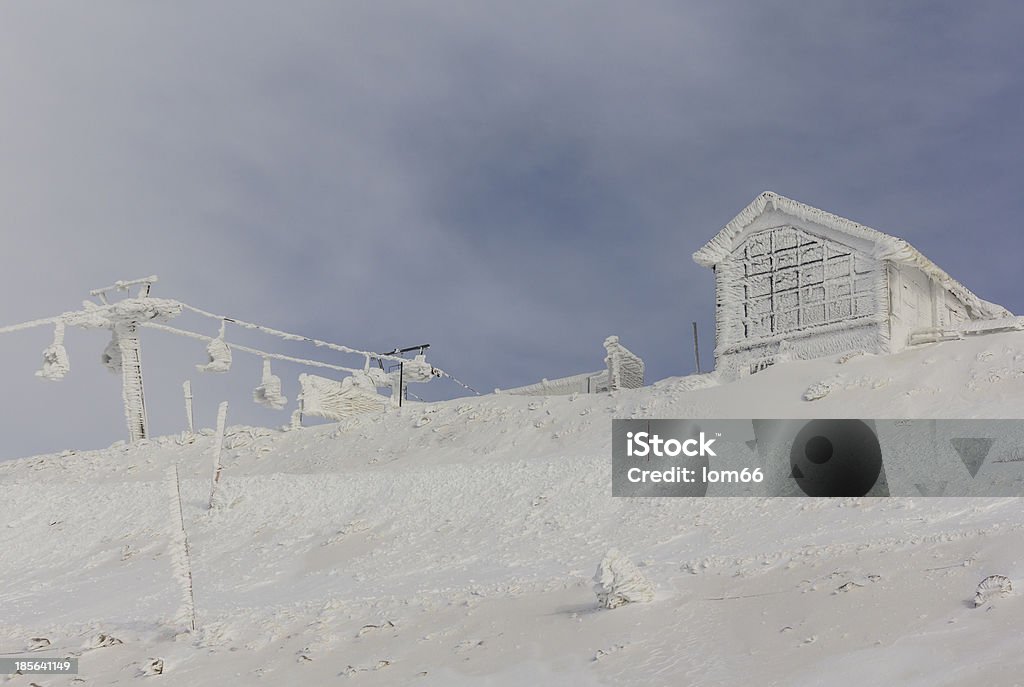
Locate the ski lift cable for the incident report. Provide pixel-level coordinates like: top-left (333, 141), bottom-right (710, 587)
top-left (435, 369), bottom-right (482, 396)
top-left (0, 316), bottom-right (63, 335)
top-left (2, 302), bottom-right (483, 397)
top-left (142, 322), bottom-right (363, 374)
top-left (178, 301), bottom-right (481, 394)
top-left (176, 302), bottom-right (419, 366)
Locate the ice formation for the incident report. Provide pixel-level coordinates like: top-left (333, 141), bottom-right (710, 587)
top-left (384, 354), bottom-right (438, 406)
top-left (604, 335), bottom-right (644, 390)
top-left (101, 333), bottom-right (122, 372)
top-left (400, 354), bottom-right (437, 383)
top-left (253, 358), bottom-right (288, 409)
top-left (35, 321), bottom-right (70, 381)
top-left (165, 466), bottom-right (196, 632)
top-left (593, 549), bottom-right (654, 609)
top-left (499, 336), bottom-right (644, 396)
top-left (3, 279), bottom-right (456, 442)
top-left (298, 372), bottom-right (386, 421)
top-left (197, 322), bottom-right (232, 373)
top-left (974, 574), bottom-right (1012, 607)
top-left (693, 192), bottom-right (1012, 380)
top-left (115, 324), bottom-right (149, 443)
top-left (208, 402), bottom-right (229, 510)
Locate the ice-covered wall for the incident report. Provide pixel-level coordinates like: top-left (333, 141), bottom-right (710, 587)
top-left (713, 224), bottom-right (887, 378)
top-left (716, 321), bottom-right (886, 379)
top-left (886, 262), bottom-right (979, 349)
top-left (888, 263), bottom-right (930, 349)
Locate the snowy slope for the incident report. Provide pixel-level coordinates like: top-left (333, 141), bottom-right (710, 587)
top-left (2, 331), bottom-right (1024, 686)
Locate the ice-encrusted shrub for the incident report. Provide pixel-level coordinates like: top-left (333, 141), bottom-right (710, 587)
top-left (974, 574), bottom-right (1012, 607)
top-left (593, 549), bottom-right (654, 609)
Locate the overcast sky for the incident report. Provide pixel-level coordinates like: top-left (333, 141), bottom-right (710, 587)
top-left (2, 2), bottom-right (1022, 459)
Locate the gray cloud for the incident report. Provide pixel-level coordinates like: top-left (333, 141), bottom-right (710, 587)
top-left (2, 1), bottom-right (1022, 458)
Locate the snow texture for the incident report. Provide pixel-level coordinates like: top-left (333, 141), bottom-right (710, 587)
top-left (253, 359), bottom-right (287, 410)
top-left (3, 329), bottom-right (1024, 685)
top-left (142, 657), bottom-right (165, 676)
top-left (593, 548), bottom-right (654, 609)
top-left (802, 378), bottom-right (834, 402)
top-left (974, 574), bottom-right (1012, 607)
top-left (34, 321), bottom-right (69, 381)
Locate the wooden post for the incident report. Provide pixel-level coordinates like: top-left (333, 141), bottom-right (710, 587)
top-left (167, 465), bottom-right (197, 632)
top-left (692, 321), bottom-right (702, 374)
top-left (208, 401), bottom-right (228, 509)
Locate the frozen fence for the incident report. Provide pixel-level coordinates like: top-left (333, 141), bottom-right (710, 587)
top-left (497, 335), bottom-right (644, 397)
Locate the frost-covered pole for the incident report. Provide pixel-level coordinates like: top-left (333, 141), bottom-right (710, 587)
top-left (208, 402), bottom-right (228, 510)
top-left (692, 321), bottom-right (701, 374)
top-left (166, 465), bottom-right (197, 632)
top-left (115, 322), bottom-right (148, 442)
top-left (183, 381), bottom-right (195, 435)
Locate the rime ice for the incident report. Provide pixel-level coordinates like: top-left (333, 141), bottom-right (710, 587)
top-left (694, 192), bottom-right (1013, 379)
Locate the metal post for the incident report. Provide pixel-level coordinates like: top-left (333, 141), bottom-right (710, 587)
top-left (398, 361), bottom-right (404, 407)
top-left (692, 321), bottom-right (702, 374)
top-left (116, 322), bottom-right (148, 441)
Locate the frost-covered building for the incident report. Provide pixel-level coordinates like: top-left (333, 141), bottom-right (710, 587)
top-left (694, 192), bottom-right (1012, 379)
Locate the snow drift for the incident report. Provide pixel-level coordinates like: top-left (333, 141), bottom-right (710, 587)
top-left (1, 329), bottom-right (1024, 685)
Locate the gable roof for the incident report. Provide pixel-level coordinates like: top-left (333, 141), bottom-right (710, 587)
top-left (693, 191), bottom-right (1011, 321)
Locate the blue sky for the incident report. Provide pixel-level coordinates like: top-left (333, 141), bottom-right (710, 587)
top-left (1, 2), bottom-right (1022, 459)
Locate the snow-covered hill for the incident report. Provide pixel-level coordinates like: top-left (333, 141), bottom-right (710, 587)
top-left (3, 331), bottom-right (1024, 686)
